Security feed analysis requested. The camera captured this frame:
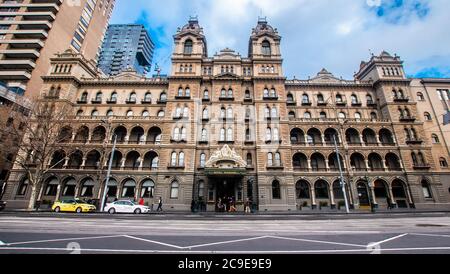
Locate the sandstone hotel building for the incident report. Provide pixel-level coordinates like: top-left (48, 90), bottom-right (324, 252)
top-left (3, 17), bottom-right (450, 211)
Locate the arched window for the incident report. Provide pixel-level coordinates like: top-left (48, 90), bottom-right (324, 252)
top-left (184, 39), bottom-right (193, 55)
top-left (274, 152), bottom-right (281, 166)
top-left (272, 180), bottom-right (281, 199)
top-left (220, 128), bottom-right (225, 141)
top-left (106, 110), bottom-right (114, 117)
top-left (320, 112), bottom-right (327, 119)
top-left (171, 152), bottom-right (177, 166)
top-left (144, 92), bottom-right (151, 102)
top-left (173, 128), bottom-right (180, 140)
top-left (302, 94), bottom-right (310, 104)
top-left (370, 112), bottom-right (377, 120)
top-left (170, 181), bottom-right (180, 199)
top-left (317, 94), bottom-right (324, 103)
top-left (142, 110), bottom-right (150, 117)
top-left (263, 88), bottom-right (269, 98)
top-left (179, 152), bottom-right (185, 166)
top-left (91, 110), bottom-right (99, 117)
top-left (95, 92), bottom-right (102, 102)
top-left (366, 94), bottom-right (373, 104)
top-left (351, 94), bottom-right (358, 104)
top-left (439, 157), bottom-right (448, 168)
top-left (304, 112), bottom-right (312, 119)
top-left (227, 128), bottom-right (233, 141)
top-left (267, 153), bottom-right (273, 166)
top-left (336, 94), bottom-right (343, 103)
top-left (266, 128), bottom-right (272, 141)
top-left (160, 92), bottom-right (167, 102)
top-left (424, 112), bottom-right (432, 121)
top-left (17, 178), bottom-right (29, 196)
top-left (270, 88), bottom-right (276, 97)
top-left (228, 89), bottom-right (233, 98)
top-left (80, 92), bottom-right (88, 102)
top-left (265, 107), bottom-right (270, 118)
top-left (198, 181), bottom-right (205, 199)
top-left (273, 128), bottom-right (280, 141)
top-left (355, 112), bottom-right (362, 120)
top-left (221, 88), bottom-right (226, 97)
top-left (338, 112), bottom-right (346, 119)
top-left (421, 180), bottom-right (433, 198)
top-left (77, 110), bottom-right (83, 117)
top-left (80, 178), bottom-right (95, 197)
top-left (432, 134), bottom-right (440, 144)
top-left (201, 128), bottom-right (207, 141)
top-left (262, 40), bottom-right (271, 56)
top-left (200, 153), bottom-right (206, 168)
top-left (203, 89), bottom-right (209, 99)
top-left (185, 87), bottom-right (191, 97)
top-left (126, 110), bottom-right (133, 117)
top-left (129, 92), bottom-right (137, 103)
top-left (247, 153), bottom-right (253, 166)
top-left (202, 108), bottom-right (209, 119)
top-left (141, 180), bottom-right (155, 198)
top-left (271, 107), bottom-right (278, 118)
top-left (158, 110), bottom-right (165, 117)
top-left (183, 107), bottom-right (189, 118)
top-left (417, 92), bottom-right (425, 101)
top-left (178, 87), bottom-right (183, 97)
top-left (181, 127), bottom-right (187, 140)
top-left (122, 180), bottom-right (136, 198)
top-left (227, 107), bottom-right (233, 119)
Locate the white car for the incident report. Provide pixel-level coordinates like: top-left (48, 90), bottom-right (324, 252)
top-left (104, 200), bottom-right (150, 214)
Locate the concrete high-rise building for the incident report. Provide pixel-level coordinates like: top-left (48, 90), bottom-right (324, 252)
top-left (0, 0), bottom-right (115, 199)
top-left (0, 0), bottom-right (115, 99)
top-left (98, 24), bottom-right (154, 76)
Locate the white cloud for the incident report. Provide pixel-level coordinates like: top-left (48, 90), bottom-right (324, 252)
top-left (110, 0), bottom-right (450, 78)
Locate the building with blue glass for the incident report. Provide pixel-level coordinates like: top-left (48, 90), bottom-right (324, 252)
top-left (98, 24), bottom-right (154, 76)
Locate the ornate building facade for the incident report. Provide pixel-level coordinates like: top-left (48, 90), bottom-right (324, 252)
top-left (3, 18), bottom-right (450, 211)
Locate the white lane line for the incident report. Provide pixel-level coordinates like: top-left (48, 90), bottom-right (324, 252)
top-left (268, 235), bottom-right (366, 248)
top-left (0, 241), bottom-right (5, 246)
top-left (369, 233), bottom-right (408, 246)
top-left (186, 236), bottom-right (271, 249)
top-left (122, 235), bottom-right (183, 249)
top-left (5, 235), bottom-right (127, 246)
top-left (1, 246), bottom-right (450, 254)
top-left (410, 233), bottom-right (450, 238)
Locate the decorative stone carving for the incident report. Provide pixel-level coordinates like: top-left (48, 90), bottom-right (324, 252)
top-left (205, 145), bottom-right (247, 168)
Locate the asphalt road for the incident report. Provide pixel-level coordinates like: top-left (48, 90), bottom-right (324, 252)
top-left (0, 212), bottom-right (450, 254)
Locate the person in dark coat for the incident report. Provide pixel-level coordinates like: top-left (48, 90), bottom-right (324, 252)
top-left (157, 197), bottom-right (163, 211)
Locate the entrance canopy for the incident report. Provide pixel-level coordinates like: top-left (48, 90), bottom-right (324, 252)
top-left (205, 145), bottom-right (247, 177)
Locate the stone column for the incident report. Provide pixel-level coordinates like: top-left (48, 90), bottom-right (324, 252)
top-left (120, 158), bottom-right (126, 170)
top-left (329, 186), bottom-right (336, 208)
top-left (376, 134), bottom-right (381, 145)
top-left (63, 157), bottom-right (69, 168)
top-left (360, 134), bottom-right (365, 146)
top-left (311, 188), bottom-right (317, 209)
top-left (307, 159), bottom-right (312, 170)
top-left (81, 157), bottom-right (87, 169)
top-left (55, 184), bottom-right (62, 201)
top-left (325, 159), bottom-right (330, 171)
top-left (141, 134), bottom-right (147, 144)
top-left (321, 134), bottom-right (326, 145)
top-left (365, 159), bottom-right (370, 171)
top-left (304, 134), bottom-right (308, 146)
top-left (71, 132), bottom-right (76, 142)
top-left (370, 185), bottom-right (377, 206)
top-left (382, 160), bottom-right (388, 171)
top-left (388, 187), bottom-right (396, 207)
top-left (139, 157), bottom-right (144, 171)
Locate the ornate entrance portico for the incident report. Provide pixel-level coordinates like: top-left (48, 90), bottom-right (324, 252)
top-left (204, 145), bottom-right (248, 211)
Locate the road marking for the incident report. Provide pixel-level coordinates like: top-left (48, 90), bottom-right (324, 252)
top-left (268, 235), bottom-right (366, 248)
top-left (185, 236), bottom-right (271, 249)
top-left (122, 235), bottom-right (184, 249)
top-left (1, 246), bottom-right (450, 254)
top-left (0, 241), bottom-right (5, 246)
top-left (6, 235), bottom-right (127, 246)
top-left (368, 233), bottom-right (408, 247)
top-left (410, 233), bottom-right (450, 238)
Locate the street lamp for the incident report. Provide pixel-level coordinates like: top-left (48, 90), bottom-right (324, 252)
top-left (99, 118), bottom-right (117, 213)
top-left (333, 134), bottom-right (350, 214)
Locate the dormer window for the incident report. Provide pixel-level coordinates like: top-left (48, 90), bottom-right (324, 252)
top-left (262, 40), bottom-right (271, 56)
top-left (184, 39), bottom-right (193, 55)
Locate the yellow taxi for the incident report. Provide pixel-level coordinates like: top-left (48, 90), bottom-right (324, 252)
top-left (52, 199), bottom-right (96, 213)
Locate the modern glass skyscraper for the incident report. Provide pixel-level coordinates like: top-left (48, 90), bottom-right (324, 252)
top-left (98, 24), bottom-right (154, 76)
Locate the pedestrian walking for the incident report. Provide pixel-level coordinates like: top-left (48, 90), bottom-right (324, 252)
top-left (139, 197), bottom-right (144, 206)
top-left (157, 197), bottom-right (163, 211)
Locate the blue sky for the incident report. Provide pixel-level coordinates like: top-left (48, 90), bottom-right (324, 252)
top-left (110, 0), bottom-right (450, 79)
